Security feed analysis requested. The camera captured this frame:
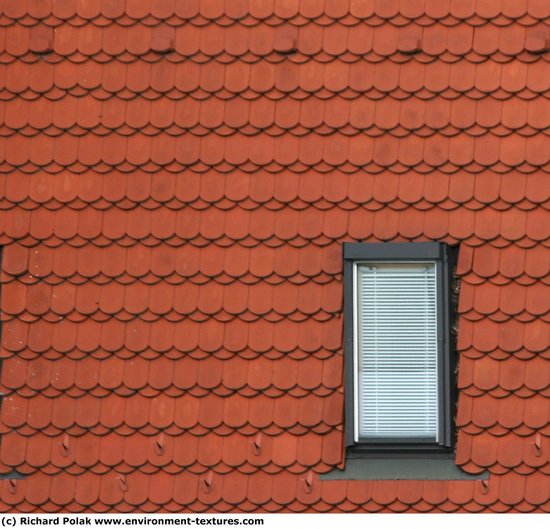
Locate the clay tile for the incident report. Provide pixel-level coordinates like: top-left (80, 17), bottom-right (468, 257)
top-left (373, 137), bottom-right (398, 167)
top-left (445, 481), bottom-right (474, 508)
top-left (272, 433), bottom-right (298, 467)
top-left (499, 433), bottom-right (525, 469)
top-left (274, 25), bottom-right (298, 54)
top-left (98, 473), bottom-right (125, 507)
top-left (524, 473), bottom-right (550, 506)
top-left (72, 473), bottom-right (101, 509)
top-left (375, 98), bottom-right (400, 130)
top-left (25, 357), bottom-right (51, 393)
top-left (5, 98), bottom-right (30, 132)
top-left (498, 319), bottom-right (525, 354)
top-left (424, 137), bottom-right (449, 168)
top-left (525, 286), bottom-right (550, 316)
top-left (50, 472), bottom-right (77, 508)
top-left (399, 208), bottom-right (422, 239)
top-left (398, 35), bottom-right (422, 54)
top-left (1, 394), bottom-right (28, 429)
top-left (6, 25), bottom-right (30, 57)
top-left (149, 395), bottom-right (176, 430)
top-left (297, 356), bottom-right (323, 391)
top-left (249, 394), bottom-right (275, 429)
top-left (525, 245), bottom-right (550, 279)
top-left (27, 319), bottom-right (53, 354)
top-left (321, 25), bottom-right (347, 57)
top-left (1, 357), bottom-right (27, 393)
top-left (269, 394), bottom-right (296, 432)
top-left (224, 395), bottom-right (249, 429)
top-left (151, 27), bottom-right (175, 54)
top-left (171, 434), bottom-right (198, 470)
top-left (525, 35), bottom-right (550, 53)
top-left (525, 358), bottom-right (550, 393)
top-left (197, 356), bottom-right (223, 391)
top-left (173, 473), bottom-right (199, 506)
top-left (2, 320), bottom-right (29, 352)
top-left (348, 208), bottom-right (374, 241)
top-left (349, 99), bottom-right (375, 131)
top-left (524, 320), bottom-right (548, 353)
top-left (3, 0), bottom-right (29, 18)
top-left (526, 134), bottom-right (550, 167)
top-left (27, 395), bottom-right (53, 431)
top-left (371, 481), bottom-right (397, 506)
top-left (497, 26), bottom-right (525, 57)
top-left (500, 283), bottom-right (526, 315)
top-left (222, 472), bottom-right (248, 506)
top-left (323, 135), bottom-right (349, 166)
top-left (472, 319), bottom-right (499, 353)
top-left (472, 282), bottom-right (499, 315)
top-left (501, 62), bottom-right (528, 94)
top-left (74, 434), bottom-right (101, 470)
top-left (529, 0), bottom-right (550, 16)
top-left (472, 357), bottom-right (500, 394)
top-left (498, 357), bottom-right (524, 392)
top-left (396, 481), bottom-right (423, 506)
top-left (271, 472), bottom-right (298, 506)
top-left (2, 281), bottom-right (27, 317)
top-left (422, 25), bottom-right (446, 57)
top-left (473, 25), bottom-right (499, 56)
top-left (174, 320), bottom-right (199, 352)
top-left (526, 174), bottom-right (550, 205)
top-left (50, 357), bottom-right (77, 392)
top-left (25, 472), bottom-right (51, 507)
top-left (269, 357), bottom-right (297, 392)
top-left (346, 24), bottom-right (373, 55)
top-left (500, 208), bottom-right (527, 242)
top-left (499, 245), bottom-right (526, 279)
top-left (374, 62), bottom-right (399, 93)
top-left (296, 434), bottom-right (322, 468)
top-left (343, 480), bottom-right (370, 507)
top-left (249, 61), bottom-right (275, 95)
top-left (499, 473), bottom-right (526, 506)
top-left (526, 208), bottom-right (548, 241)
top-left (499, 172), bottom-right (526, 206)
top-left (524, 395), bottom-right (550, 430)
top-left (323, 207), bottom-right (348, 239)
top-left (470, 394), bottom-right (499, 429)
top-left (273, 320), bottom-right (300, 355)
top-left (455, 246), bottom-right (473, 278)
top-left (273, 0), bottom-right (299, 18)
top-left (498, 396), bottom-right (524, 429)
top-left (349, 62), bottom-right (375, 92)
top-left (320, 430), bottom-right (342, 467)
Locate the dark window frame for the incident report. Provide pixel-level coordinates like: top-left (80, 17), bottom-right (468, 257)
top-left (343, 241), bottom-right (457, 457)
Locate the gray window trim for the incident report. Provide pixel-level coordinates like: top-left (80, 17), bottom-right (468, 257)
top-left (320, 457), bottom-right (488, 481)
top-left (343, 242), bottom-right (457, 456)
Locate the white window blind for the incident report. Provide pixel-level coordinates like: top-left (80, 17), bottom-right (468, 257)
top-left (356, 262), bottom-right (438, 440)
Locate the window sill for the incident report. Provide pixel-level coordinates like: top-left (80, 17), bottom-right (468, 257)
top-left (319, 458), bottom-right (488, 481)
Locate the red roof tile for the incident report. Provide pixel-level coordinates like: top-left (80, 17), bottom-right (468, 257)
top-left (0, 0), bottom-right (548, 513)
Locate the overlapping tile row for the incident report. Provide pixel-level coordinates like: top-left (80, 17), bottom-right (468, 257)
top-left (0, 0), bottom-right (549, 24)
top-left (0, 204), bottom-right (548, 250)
top-left (0, 470), bottom-right (549, 513)
top-left (0, 0), bottom-right (549, 513)
top-left (1, 173), bottom-right (550, 212)
top-left (2, 23), bottom-right (550, 65)
top-left (4, 98), bottom-right (550, 140)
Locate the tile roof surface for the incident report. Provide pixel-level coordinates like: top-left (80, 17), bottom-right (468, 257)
top-left (0, 0), bottom-right (549, 513)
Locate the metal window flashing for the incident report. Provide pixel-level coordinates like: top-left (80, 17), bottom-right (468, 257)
top-left (319, 458), bottom-right (488, 481)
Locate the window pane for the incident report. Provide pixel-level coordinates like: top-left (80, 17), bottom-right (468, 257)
top-left (357, 263), bottom-right (438, 440)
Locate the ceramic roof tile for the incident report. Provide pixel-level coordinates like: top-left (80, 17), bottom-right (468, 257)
top-left (0, 0), bottom-right (549, 514)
